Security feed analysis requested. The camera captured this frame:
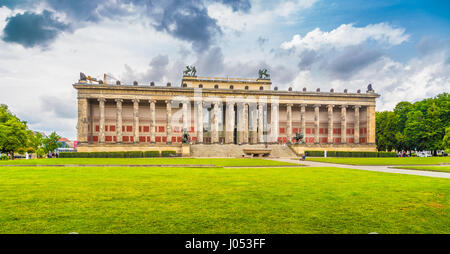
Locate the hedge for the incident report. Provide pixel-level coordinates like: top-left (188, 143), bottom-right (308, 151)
top-left (60, 150), bottom-right (178, 158)
top-left (305, 151), bottom-right (397, 157)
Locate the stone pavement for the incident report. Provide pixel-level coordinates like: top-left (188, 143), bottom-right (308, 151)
top-left (269, 158), bottom-right (450, 179)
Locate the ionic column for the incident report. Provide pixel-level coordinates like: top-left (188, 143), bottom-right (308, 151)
top-left (196, 101), bottom-right (204, 143)
top-left (367, 105), bottom-right (376, 143)
top-left (226, 102), bottom-right (235, 144)
top-left (340, 105), bottom-right (347, 144)
top-left (354, 105), bottom-right (360, 144)
top-left (132, 98), bottom-right (140, 143)
top-left (149, 99), bottom-right (156, 143)
top-left (314, 104), bottom-right (320, 144)
top-left (287, 103), bottom-right (293, 144)
top-left (115, 99), bottom-right (123, 143)
top-left (270, 103), bottom-right (279, 143)
top-left (300, 104), bottom-right (306, 136)
top-left (98, 98), bottom-right (106, 143)
top-left (77, 97), bottom-right (89, 143)
top-left (182, 100), bottom-right (188, 132)
top-left (250, 103), bottom-right (257, 144)
top-left (166, 100), bottom-right (172, 144)
top-left (327, 104), bottom-right (334, 144)
top-left (212, 101), bottom-right (219, 144)
top-left (244, 103), bottom-right (249, 144)
top-left (258, 102), bottom-right (264, 143)
top-left (237, 102), bottom-right (245, 144)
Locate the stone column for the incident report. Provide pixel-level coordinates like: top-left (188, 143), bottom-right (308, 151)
top-left (258, 102), bottom-right (264, 143)
top-left (244, 103), bottom-right (249, 144)
top-left (212, 101), bottom-right (219, 143)
top-left (270, 103), bottom-right (279, 143)
top-left (77, 98), bottom-right (89, 143)
top-left (226, 102), bottom-right (235, 144)
top-left (115, 99), bottom-right (123, 143)
top-left (237, 102), bottom-right (244, 144)
top-left (354, 105), bottom-right (360, 144)
top-left (340, 105), bottom-right (347, 144)
top-left (367, 105), bottom-right (376, 144)
top-left (166, 100), bottom-right (172, 144)
top-left (149, 99), bottom-right (156, 143)
top-left (250, 104), bottom-right (257, 144)
top-left (327, 104), bottom-right (334, 144)
top-left (182, 100), bottom-right (188, 132)
top-left (286, 103), bottom-right (293, 144)
top-left (132, 98), bottom-right (140, 143)
top-left (300, 104), bottom-right (306, 136)
top-left (196, 101), bottom-right (204, 144)
top-left (314, 104), bottom-right (320, 144)
top-left (98, 98), bottom-right (106, 143)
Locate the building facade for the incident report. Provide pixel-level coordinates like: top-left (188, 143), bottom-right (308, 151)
top-left (74, 74), bottom-right (379, 155)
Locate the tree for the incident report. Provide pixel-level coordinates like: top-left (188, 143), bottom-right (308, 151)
top-left (0, 118), bottom-right (29, 160)
top-left (376, 111), bottom-right (398, 151)
top-left (28, 131), bottom-right (43, 152)
top-left (443, 126), bottom-right (450, 153)
top-left (42, 132), bottom-right (62, 154)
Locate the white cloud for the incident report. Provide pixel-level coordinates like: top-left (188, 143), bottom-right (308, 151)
top-left (207, 0), bottom-right (317, 32)
top-left (288, 49), bottom-right (450, 111)
top-left (281, 23), bottom-right (410, 51)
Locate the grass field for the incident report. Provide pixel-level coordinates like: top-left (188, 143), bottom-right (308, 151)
top-left (392, 166), bottom-right (450, 173)
top-left (307, 157), bottom-right (450, 165)
top-left (0, 158), bottom-right (297, 167)
top-left (0, 165), bottom-right (448, 233)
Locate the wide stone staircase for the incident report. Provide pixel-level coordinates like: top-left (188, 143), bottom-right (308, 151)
top-left (190, 144), bottom-right (298, 158)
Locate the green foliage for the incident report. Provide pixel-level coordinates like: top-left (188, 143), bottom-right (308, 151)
top-left (0, 154), bottom-right (9, 160)
top-left (36, 148), bottom-right (45, 158)
top-left (377, 93), bottom-right (450, 152)
top-left (42, 132), bottom-right (62, 154)
top-left (0, 105), bottom-right (29, 158)
top-left (144, 151), bottom-right (160, 157)
top-left (161, 151), bottom-right (177, 157)
top-left (305, 150), bottom-right (396, 157)
top-left (443, 126), bottom-right (450, 150)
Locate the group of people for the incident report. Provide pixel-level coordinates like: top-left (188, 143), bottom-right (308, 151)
top-left (397, 151), bottom-right (410, 157)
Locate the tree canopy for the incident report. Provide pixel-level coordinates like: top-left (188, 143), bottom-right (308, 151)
top-left (376, 93), bottom-right (450, 152)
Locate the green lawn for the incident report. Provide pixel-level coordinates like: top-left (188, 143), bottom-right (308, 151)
top-left (393, 166), bottom-right (450, 173)
top-left (0, 166), bottom-right (448, 233)
top-left (0, 158), bottom-right (297, 167)
top-left (307, 157), bottom-right (450, 165)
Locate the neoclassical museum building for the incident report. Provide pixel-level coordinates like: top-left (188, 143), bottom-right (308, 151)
top-left (74, 70), bottom-right (379, 157)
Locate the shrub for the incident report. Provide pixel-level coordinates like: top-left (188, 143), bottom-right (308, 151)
top-left (305, 151), bottom-right (324, 157)
top-left (0, 155), bottom-right (9, 160)
top-left (144, 151), bottom-right (160, 157)
top-left (161, 150), bottom-right (177, 157)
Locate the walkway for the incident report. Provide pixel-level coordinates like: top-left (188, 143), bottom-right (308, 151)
top-left (269, 158), bottom-right (450, 179)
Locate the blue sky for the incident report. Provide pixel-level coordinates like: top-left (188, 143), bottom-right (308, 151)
top-left (0, 0), bottom-right (448, 139)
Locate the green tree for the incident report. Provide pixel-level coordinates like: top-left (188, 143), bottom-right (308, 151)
top-left (376, 111), bottom-right (398, 151)
top-left (42, 132), bottom-right (62, 154)
top-left (0, 118), bottom-right (29, 160)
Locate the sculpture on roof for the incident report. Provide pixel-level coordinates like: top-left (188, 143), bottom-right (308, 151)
top-left (183, 66), bottom-right (197, 77)
top-left (367, 83), bottom-right (374, 93)
top-left (258, 69), bottom-right (270, 79)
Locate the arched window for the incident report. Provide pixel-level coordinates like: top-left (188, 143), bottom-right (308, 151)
top-left (259, 86), bottom-right (264, 90)
top-left (230, 85), bottom-right (234, 89)
top-left (182, 83), bottom-right (187, 87)
top-left (245, 86), bottom-right (249, 90)
top-left (199, 84), bottom-right (203, 88)
top-left (214, 84), bottom-right (219, 89)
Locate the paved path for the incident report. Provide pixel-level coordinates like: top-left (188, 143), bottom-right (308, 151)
top-left (269, 158), bottom-right (450, 179)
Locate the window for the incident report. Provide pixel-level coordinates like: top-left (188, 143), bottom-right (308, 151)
top-left (95, 125), bottom-right (99, 132)
top-left (126, 126), bottom-right (132, 132)
top-left (245, 86), bottom-right (249, 90)
top-left (143, 126), bottom-right (149, 132)
top-left (182, 83), bottom-right (187, 87)
top-left (259, 86), bottom-right (264, 90)
top-left (199, 84), bottom-right (203, 88)
top-left (230, 85), bottom-right (234, 89)
top-left (214, 84), bottom-right (219, 89)
top-left (110, 125), bottom-right (116, 132)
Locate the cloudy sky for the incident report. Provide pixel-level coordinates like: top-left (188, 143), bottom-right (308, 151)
top-left (0, 0), bottom-right (449, 139)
